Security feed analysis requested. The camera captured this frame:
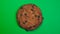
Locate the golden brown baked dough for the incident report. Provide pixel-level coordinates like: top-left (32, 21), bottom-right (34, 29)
top-left (17, 4), bottom-right (43, 31)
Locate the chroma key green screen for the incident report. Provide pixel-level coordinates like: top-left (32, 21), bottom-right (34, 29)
top-left (0, 0), bottom-right (60, 34)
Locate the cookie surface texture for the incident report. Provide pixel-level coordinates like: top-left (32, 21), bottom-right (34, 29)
top-left (17, 4), bottom-right (43, 30)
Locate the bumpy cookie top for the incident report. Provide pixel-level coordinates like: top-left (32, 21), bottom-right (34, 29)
top-left (17, 4), bottom-right (43, 31)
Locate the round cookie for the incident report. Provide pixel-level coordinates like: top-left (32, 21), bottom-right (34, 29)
top-left (17, 4), bottom-right (43, 31)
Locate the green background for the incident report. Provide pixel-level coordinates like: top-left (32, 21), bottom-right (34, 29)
top-left (0, 0), bottom-right (60, 34)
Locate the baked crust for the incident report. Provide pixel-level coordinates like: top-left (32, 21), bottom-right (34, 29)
top-left (17, 4), bottom-right (43, 30)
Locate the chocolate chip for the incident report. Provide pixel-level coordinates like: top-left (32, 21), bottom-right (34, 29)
top-left (35, 15), bottom-right (37, 17)
top-left (23, 21), bottom-right (27, 24)
top-left (33, 25), bottom-right (36, 27)
top-left (31, 9), bottom-right (33, 11)
top-left (20, 14), bottom-right (22, 16)
top-left (28, 26), bottom-right (32, 29)
top-left (31, 5), bottom-right (34, 11)
top-left (23, 22), bottom-right (26, 24)
top-left (25, 20), bottom-right (27, 22)
top-left (32, 5), bottom-right (34, 8)
top-left (37, 15), bottom-right (40, 18)
top-left (24, 13), bottom-right (29, 18)
top-left (24, 13), bottom-right (27, 16)
top-left (35, 15), bottom-right (40, 18)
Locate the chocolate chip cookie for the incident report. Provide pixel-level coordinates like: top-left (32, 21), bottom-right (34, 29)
top-left (17, 4), bottom-right (43, 31)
